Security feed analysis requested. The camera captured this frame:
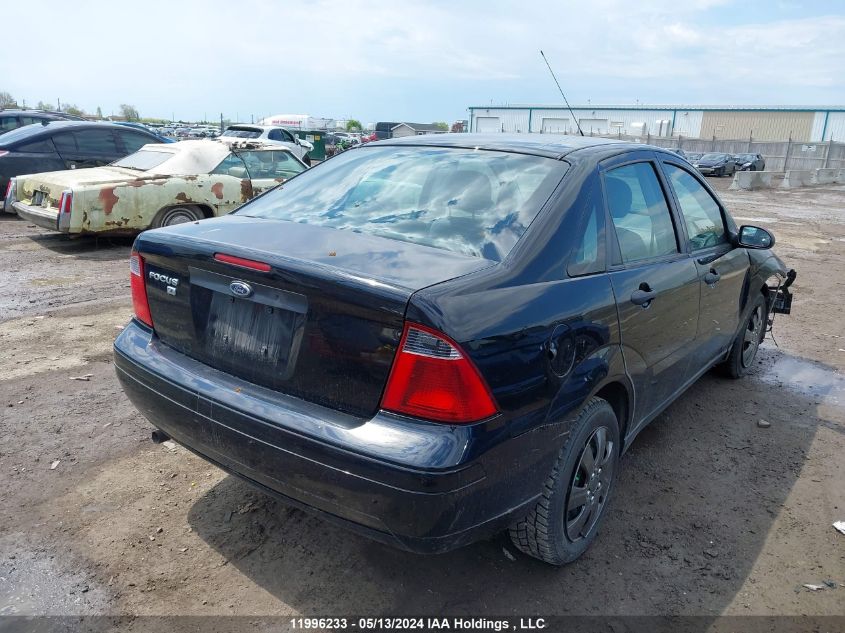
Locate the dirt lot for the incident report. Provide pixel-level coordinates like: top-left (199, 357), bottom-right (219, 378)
top-left (1, 178), bottom-right (844, 623)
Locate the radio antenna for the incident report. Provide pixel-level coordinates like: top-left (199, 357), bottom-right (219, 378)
top-left (540, 50), bottom-right (583, 136)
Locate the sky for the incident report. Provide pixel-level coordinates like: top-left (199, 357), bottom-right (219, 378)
top-left (1, 0), bottom-right (844, 124)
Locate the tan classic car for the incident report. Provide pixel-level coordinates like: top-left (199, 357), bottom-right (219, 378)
top-left (6, 139), bottom-right (307, 234)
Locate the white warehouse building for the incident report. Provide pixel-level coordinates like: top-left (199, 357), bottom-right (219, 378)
top-left (468, 105), bottom-right (845, 142)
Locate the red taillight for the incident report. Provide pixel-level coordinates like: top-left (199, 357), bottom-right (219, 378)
top-left (130, 250), bottom-right (153, 328)
top-left (214, 252), bottom-right (271, 272)
top-left (58, 190), bottom-right (72, 214)
top-left (4, 179), bottom-right (12, 199)
top-left (381, 323), bottom-right (498, 424)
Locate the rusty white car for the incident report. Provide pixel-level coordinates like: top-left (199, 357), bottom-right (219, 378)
top-left (5, 139), bottom-right (307, 234)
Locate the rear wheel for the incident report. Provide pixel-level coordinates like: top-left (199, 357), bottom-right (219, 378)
top-left (509, 397), bottom-right (619, 565)
top-left (151, 205), bottom-right (203, 229)
top-left (721, 294), bottom-right (767, 378)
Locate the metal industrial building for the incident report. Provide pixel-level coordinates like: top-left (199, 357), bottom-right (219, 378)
top-left (468, 105), bottom-right (845, 142)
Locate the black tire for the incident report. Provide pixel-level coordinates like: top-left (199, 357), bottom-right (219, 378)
top-left (509, 397), bottom-right (620, 565)
top-left (151, 205), bottom-right (203, 229)
top-left (720, 293), bottom-right (767, 378)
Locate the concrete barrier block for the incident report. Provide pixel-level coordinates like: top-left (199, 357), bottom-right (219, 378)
top-left (781, 170), bottom-right (814, 188)
top-left (729, 171), bottom-right (776, 191)
top-left (811, 168), bottom-right (839, 185)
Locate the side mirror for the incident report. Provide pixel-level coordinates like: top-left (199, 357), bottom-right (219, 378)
top-left (737, 225), bottom-right (775, 249)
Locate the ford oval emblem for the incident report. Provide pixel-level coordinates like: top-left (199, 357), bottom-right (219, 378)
top-left (229, 281), bottom-right (253, 298)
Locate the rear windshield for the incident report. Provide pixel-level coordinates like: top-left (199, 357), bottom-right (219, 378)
top-left (701, 153), bottom-right (727, 161)
top-left (112, 150), bottom-right (173, 170)
top-left (222, 127), bottom-right (261, 139)
top-left (237, 146), bottom-right (567, 261)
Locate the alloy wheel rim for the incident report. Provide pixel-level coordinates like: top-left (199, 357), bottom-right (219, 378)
top-left (565, 426), bottom-right (615, 541)
top-left (742, 305), bottom-right (764, 367)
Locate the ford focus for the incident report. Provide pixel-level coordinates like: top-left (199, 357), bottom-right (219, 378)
top-left (114, 134), bottom-right (795, 565)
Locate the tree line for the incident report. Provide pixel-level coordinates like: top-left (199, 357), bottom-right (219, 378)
top-left (0, 91), bottom-right (139, 121)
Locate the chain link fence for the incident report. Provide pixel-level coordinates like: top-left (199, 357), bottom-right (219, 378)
top-left (588, 132), bottom-right (845, 172)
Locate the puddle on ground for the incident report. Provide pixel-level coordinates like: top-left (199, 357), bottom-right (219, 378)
top-left (757, 354), bottom-right (844, 407)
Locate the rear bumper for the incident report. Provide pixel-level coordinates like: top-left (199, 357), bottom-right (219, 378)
top-left (114, 320), bottom-right (561, 553)
top-left (12, 201), bottom-right (63, 231)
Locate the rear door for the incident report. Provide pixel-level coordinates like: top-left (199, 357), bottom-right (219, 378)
top-left (602, 151), bottom-right (700, 423)
top-left (659, 159), bottom-right (749, 367)
top-left (52, 128), bottom-right (121, 168)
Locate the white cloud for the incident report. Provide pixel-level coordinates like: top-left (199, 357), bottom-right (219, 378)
top-left (0, 0), bottom-right (842, 121)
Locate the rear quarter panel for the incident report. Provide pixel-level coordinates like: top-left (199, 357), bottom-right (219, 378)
top-left (65, 175), bottom-right (249, 232)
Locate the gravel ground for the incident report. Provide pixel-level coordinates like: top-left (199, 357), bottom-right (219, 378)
top-left (0, 178), bottom-right (843, 623)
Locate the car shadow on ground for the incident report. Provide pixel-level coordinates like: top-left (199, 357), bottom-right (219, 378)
top-left (24, 230), bottom-right (135, 261)
top-left (186, 346), bottom-right (842, 619)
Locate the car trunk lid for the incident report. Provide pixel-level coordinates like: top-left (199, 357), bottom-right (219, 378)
top-left (134, 215), bottom-right (494, 417)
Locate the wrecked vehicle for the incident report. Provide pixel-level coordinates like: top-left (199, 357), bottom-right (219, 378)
top-left (114, 134), bottom-right (795, 566)
top-left (6, 140), bottom-right (307, 233)
top-left (0, 120), bottom-right (162, 212)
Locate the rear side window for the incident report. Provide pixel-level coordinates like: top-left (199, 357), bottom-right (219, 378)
top-left (605, 162), bottom-right (678, 264)
top-left (663, 164), bottom-right (727, 250)
top-left (118, 131), bottom-right (155, 154)
top-left (238, 146), bottom-right (568, 262)
top-left (16, 139), bottom-right (55, 153)
top-left (74, 129), bottom-right (118, 154)
top-left (568, 201), bottom-right (604, 276)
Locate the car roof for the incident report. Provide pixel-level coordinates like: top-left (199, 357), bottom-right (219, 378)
top-left (369, 133), bottom-right (636, 159)
top-left (0, 120), bottom-right (149, 146)
top-left (115, 139), bottom-right (292, 175)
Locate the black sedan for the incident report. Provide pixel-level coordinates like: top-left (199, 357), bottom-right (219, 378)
top-left (692, 152), bottom-right (736, 177)
top-left (734, 153), bottom-right (766, 171)
top-left (1, 121), bottom-right (162, 211)
top-left (0, 108), bottom-right (84, 135)
top-left (114, 134), bottom-right (794, 565)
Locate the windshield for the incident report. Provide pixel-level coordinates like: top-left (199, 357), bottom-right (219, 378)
top-left (237, 146), bottom-right (567, 261)
top-left (112, 150), bottom-right (173, 171)
top-left (222, 127), bottom-right (261, 139)
top-left (736, 154), bottom-right (753, 161)
top-left (701, 153), bottom-right (727, 161)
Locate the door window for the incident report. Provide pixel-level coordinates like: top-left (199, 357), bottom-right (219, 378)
top-left (0, 116), bottom-right (19, 133)
top-left (237, 151), bottom-right (306, 180)
top-left (663, 164), bottom-right (727, 250)
top-left (52, 132), bottom-right (78, 154)
top-left (73, 129), bottom-right (119, 155)
top-left (19, 116), bottom-right (46, 126)
top-left (605, 162), bottom-right (678, 264)
top-left (267, 129), bottom-right (284, 141)
top-left (211, 153), bottom-right (249, 178)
